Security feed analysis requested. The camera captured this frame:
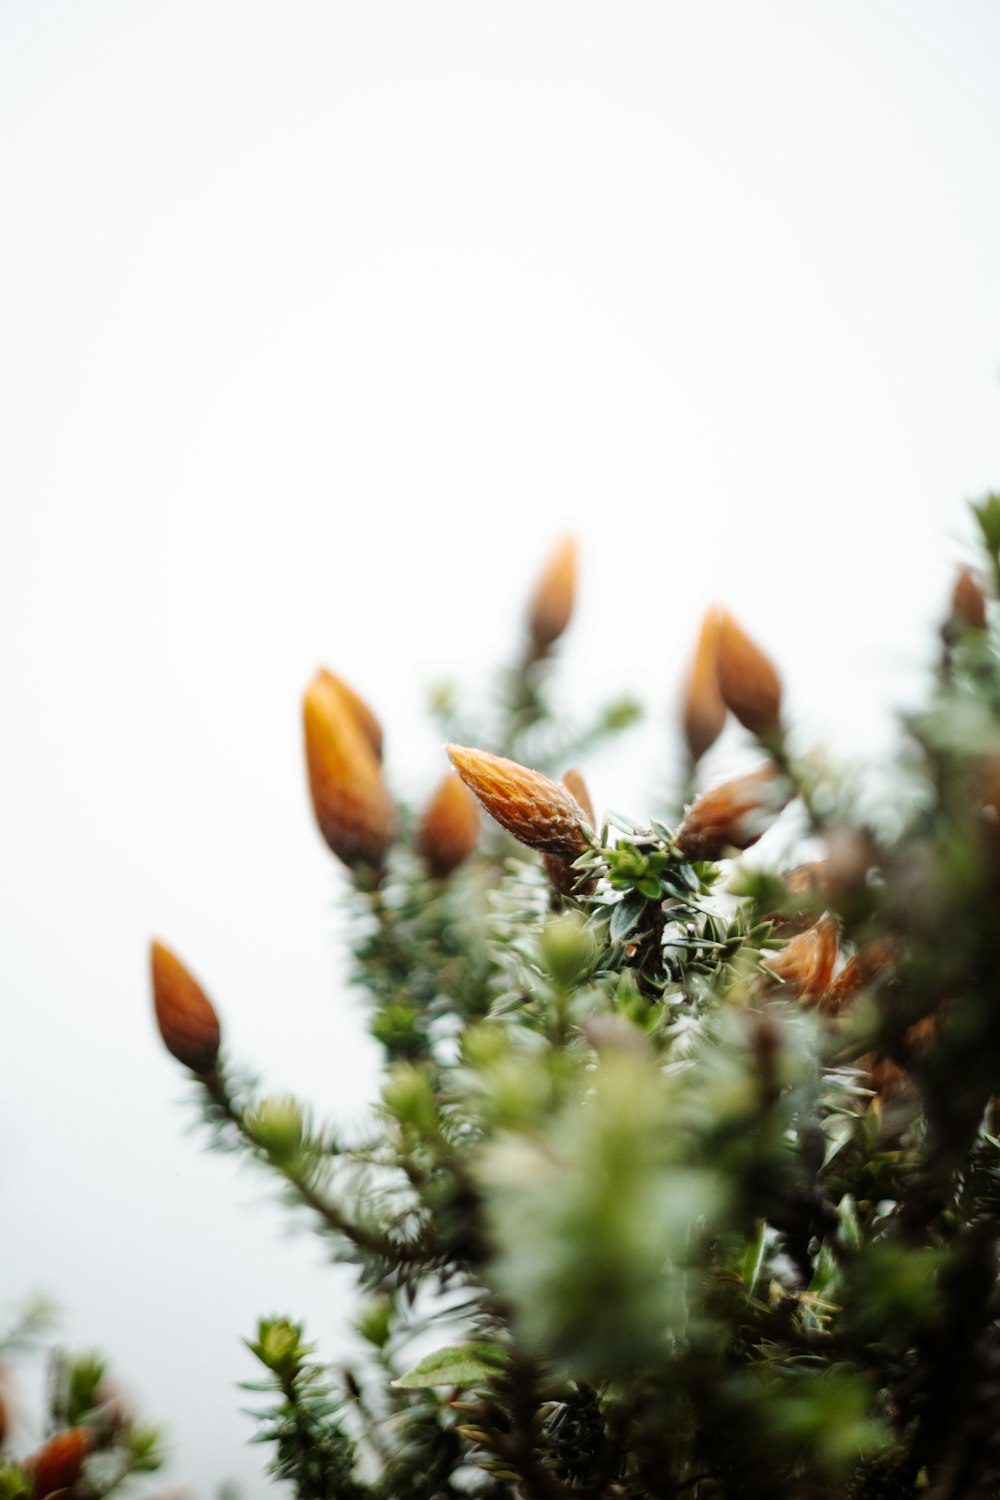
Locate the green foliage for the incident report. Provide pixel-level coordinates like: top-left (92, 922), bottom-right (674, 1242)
top-left (156, 505), bottom-right (1000, 1495)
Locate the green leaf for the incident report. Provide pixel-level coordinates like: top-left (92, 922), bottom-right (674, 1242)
top-left (391, 1341), bottom-right (507, 1390)
top-left (610, 893), bottom-right (648, 942)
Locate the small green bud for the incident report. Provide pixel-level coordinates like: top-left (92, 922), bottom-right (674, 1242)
top-left (356, 1296), bottom-right (393, 1349)
top-left (381, 1064), bottom-right (437, 1133)
top-left (370, 1001), bottom-right (424, 1051)
top-left (460, 1023), bottom-right (510, 1070)
top-left (249, 1317), bottom-right (309, 1378)
top-left (539, 912), bottom-right (597, 989)
top-left (246, 1095), bottom-right (306, 1162)
top-left (601, 696), bottom-right (643, 731)
top-left (124, 1425), bottom-right (163, 1471)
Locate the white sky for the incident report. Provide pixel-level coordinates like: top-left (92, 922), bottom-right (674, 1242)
top-left (2, 0), bottom-right (1000, 1491)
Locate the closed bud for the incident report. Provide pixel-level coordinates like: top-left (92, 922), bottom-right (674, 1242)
top-left (681, 608), bottom-right (727, 763)
top-left (946, 565), bottom-right (987, 635)
top-left (675, 763), bottom-right (789, 861)
top-left (543, 769), bottom-right (597, 896)
top-left (356, 1296), bottom-right (393, 1350)
top-left (762, 915), bottom-right (839, 1001)
top-left (527, 535), bottom-right (577, 655)
top-left (822, 937), bottom-right (900, 1016)
top-left (251, 1318), bottom-right (307, 1378)
top-left (317, 669), bottom-right (384, 763)
top-left (303, 669), bottom-right (394, 871)
top-left (150, 940), bottom-right (221, 1075)
top-left (446, 745), bottom-right (590, 858)
top-left (715, 610), bottom-right (783, 738)
top-left (418, 772), bottom-right (479, 878)
top-left (27, 1427), bottom-right (93, 1499)
top-left (246, 1095), bottom-right (305, 1162)
top-left (539, 911), bottom-right (597, 987)
top-left (381, 1063), bottom-right (436, 1133)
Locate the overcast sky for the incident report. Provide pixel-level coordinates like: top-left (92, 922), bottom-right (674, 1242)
top-left (3, 1), bottom-right (1000, 1491)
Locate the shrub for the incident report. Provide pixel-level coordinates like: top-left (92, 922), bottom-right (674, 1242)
top-left (19, 507), bottom-right (1000, 1498)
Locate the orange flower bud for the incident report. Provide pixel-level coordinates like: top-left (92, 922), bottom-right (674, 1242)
top-left (675, 763), bottom-right (789, 861)
top-left (859, 1052), bottom-right (908, 1099)
top-left (446, 745), bottom-right (589, 858)
top-left (948, 565), bottom-right (987, 633)
top-left (715, 610), bottom-right (782, 738)
top-left (527, 535), bottom-right (577, 655)
top-left (27, 1427), bottom-right (93, 1499)
top-left (150, 941), bottom-right (221, 1075)
top-left (418, 772), bottom-right (480, 878)
top-left (822, 938), bottom-right (900, 1016)
top-left (317, 669), bottom-right (384, 763)
top-left (681, 608), bottom-right (727, 763)
top-left (762, 915), bottom-right (839, 1001)
top-left (303, 669), bottom-right (394, 871)
top-left (543, 769), bottom-right (597, 896)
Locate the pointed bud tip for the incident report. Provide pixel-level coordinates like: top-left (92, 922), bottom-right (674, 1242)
top-left (948, 565), bottom-right (987, 633)
top-left (445, 744), bottom-right (589, 857)
top-left (681, 607), bottom-right (727, 762)
top-left (715, 610), bottom-right (783, 739)
top-left (150, 939), bottom-right (221, 1075)
top-left (418, 771), bottom-right (480, 878)
top-left (675, 762), bottom-right (789, 862)
top-left (527, 534), bottom-right (578, 653)
top-left (303, 670), bottom-right (393, 870)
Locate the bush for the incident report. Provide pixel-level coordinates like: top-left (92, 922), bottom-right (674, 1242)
top-left (11, 508), bottom-right (1000, 1498)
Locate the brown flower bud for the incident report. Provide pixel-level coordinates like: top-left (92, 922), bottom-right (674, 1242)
top-left (948, 565), bottom-right (987, 633)
top-left (821, 937), bottom-right (900, 1016)
top-left (150, 941), bottom-right (221, 1075)
top-left (446, 744), bottom-right (589, 858)
top-left (715, 610), bottom-right (782, 738)
top-left (303, 669), bottom-right (394, 871)
top-left (681, 607), bottom-right (727, 763)
top-left (761, 915), bottom-right (839, 1001)
top-left (527, 535), bottom-right (577, 655)
top-left (27, 1427), bottom-right (93, 1499)
top-left (317, 669), bottom-right (384, 763)
top-left (675, 763), bottom-right (789, 862)
top-left (418, 772), bottom-right (480, 878)
top-left (543, 769), bottom-right (597, 896)
top-left (858, 1052), bottom-right (908, 1099)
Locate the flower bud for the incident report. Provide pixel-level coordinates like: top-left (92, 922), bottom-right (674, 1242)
top-left (539, 911), bottom-right (597, 987)
top-left (715, 610), bottom-right (782, 738)
top-left (675, 763), bottom-right (789, 861)
top-left (150, 940), bottom-right (221, 1075)
top-left (303, 669), bottom-right (394, 871)
top-left (681, 607), bottom-right (727, 763)
top-left (527, 535), bottom-right (577, 655)
top-left (317, 668), bottom-right (384, 763)
top-left (27, 1427), bottom-right (93, 1499)
top-left (821, 937), bottom-right (900, 1016)
top-left (945, 565), bottom-right (987, 637)
top-left (245, 1095), bottom-right (305, 1162)
top-left (418, 772), bottom-right (479, 878)
top-left (446, 744), bottom-right (589, 858)
top-left (543, 769), bottom-right (596, 896)
top-left (761, 915), bottom-right (839, 1001)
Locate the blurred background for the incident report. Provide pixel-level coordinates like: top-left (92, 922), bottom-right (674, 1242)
top-left (2, 0), bottom-right (1000, 1489)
